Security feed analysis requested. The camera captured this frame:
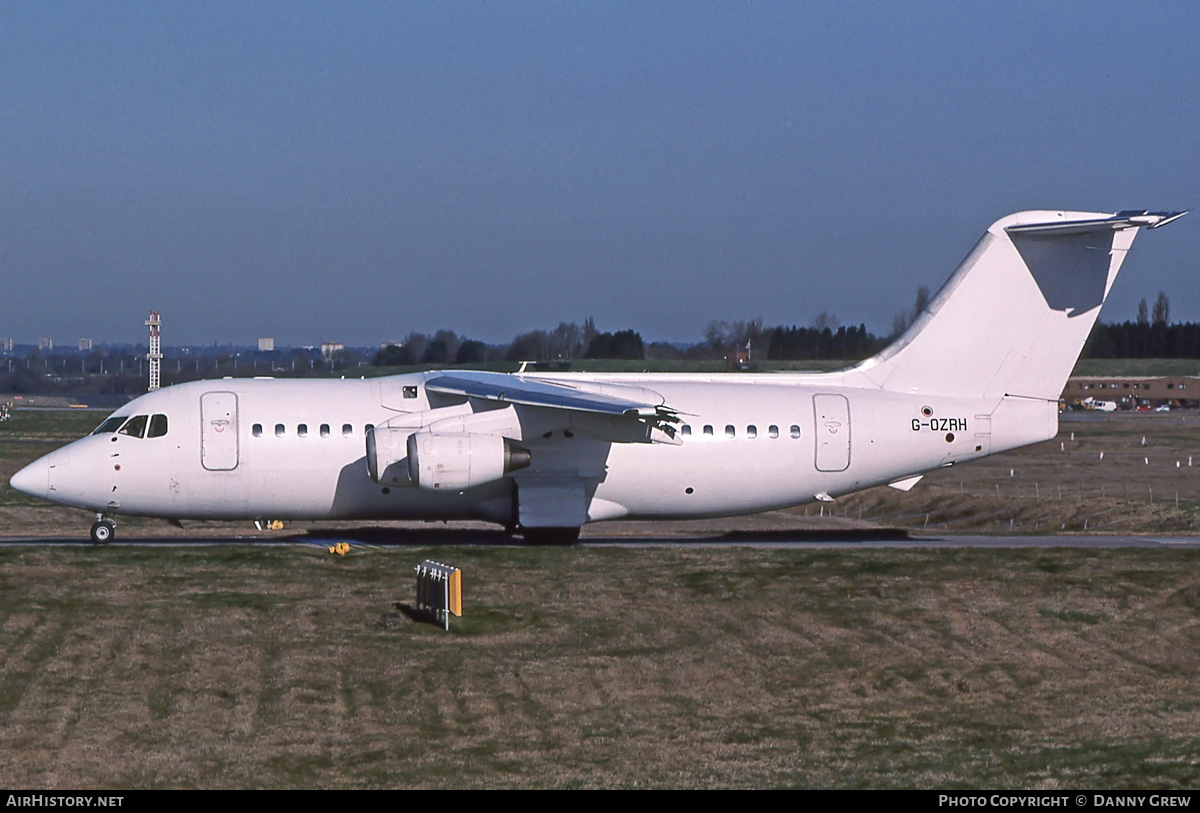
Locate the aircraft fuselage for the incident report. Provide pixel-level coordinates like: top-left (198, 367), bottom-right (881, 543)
top-left (17, 371), bottom-right (1055, 526)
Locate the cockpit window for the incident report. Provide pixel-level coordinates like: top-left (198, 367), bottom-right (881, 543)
top-left (92, 416), bottom-right (127, 435)
top-left (147, 414), bottom-right (169, 438)
top-left (118, 415), bottom-right (149, 439)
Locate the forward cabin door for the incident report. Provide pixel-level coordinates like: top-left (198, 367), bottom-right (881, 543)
top-left (201, 391), bottom-right (239, 471)
top-left (813, 394), bottom-right (851, 472)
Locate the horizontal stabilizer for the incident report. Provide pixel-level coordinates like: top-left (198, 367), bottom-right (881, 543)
top-left (1005, 210), bottom-right (1187, 236)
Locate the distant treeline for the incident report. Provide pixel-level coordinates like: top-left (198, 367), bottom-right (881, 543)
top-left (370, 319), bottom-right (887, 365)
top-left (373, 320), bottom-right (647, 366)
top-left (1083, 321), bottom-right (1200, 360)
top-left (8, 316), bottom-right (1200, 399)
top-left (765, 324), bottom-right (883, 361)
top-left (372, 316), bottom-right (1200, 366)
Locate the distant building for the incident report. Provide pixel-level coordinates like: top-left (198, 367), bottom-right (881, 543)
top-left (1062, 376), bottom-right (1200, 409)
top-left (320, 342), bottom-right (344, 362)
top-left (724, 349), bottom-right (751, 372)
top-left (1, 338), bottom-right (12, 353)
top-left (258, 338), bottom-right (275, 352)
top-left (38, 338), bottom-right (53, 351)
top-left (78, 338), bottom-right (93, 351)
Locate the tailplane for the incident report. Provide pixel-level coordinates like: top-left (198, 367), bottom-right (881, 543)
top-left (852, 210), bottom-right (1186, 400)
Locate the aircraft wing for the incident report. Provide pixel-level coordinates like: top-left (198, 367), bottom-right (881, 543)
top-left (424, 371), bottom-right (683, 441)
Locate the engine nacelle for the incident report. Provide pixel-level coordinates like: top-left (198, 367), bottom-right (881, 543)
top-left (406, 432), bottom-right (531, 491)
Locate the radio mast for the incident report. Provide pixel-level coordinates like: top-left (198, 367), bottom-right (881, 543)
top-left (145, 311), bottom-right (162, 392)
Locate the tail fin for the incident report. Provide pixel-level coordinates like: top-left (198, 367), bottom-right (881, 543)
top-left (851, 210), bottom-right (1186, 400)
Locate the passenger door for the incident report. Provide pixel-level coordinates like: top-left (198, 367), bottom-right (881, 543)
top-left (200, 391), bottom-right (239, 471)
top-left (813, 394), bottom-right (851, 472)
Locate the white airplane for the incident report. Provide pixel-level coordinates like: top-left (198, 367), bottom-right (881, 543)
top-left (9, 209), bottom-right (1187, 544)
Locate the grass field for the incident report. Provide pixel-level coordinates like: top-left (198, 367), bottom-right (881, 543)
top-left (1, 544), bottom-right (1199, 788)
top-left (1071, 358), bottom-right (1200, 378)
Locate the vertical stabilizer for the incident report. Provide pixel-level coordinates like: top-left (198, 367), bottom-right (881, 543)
top-left (852, 210), bottom-right (1186, 400)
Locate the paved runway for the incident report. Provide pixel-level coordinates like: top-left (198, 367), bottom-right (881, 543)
top-left (4, 530), bottom-right (1200, 548)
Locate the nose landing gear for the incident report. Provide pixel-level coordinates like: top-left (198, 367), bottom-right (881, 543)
top-left (90, 515), bottom-right (116, 544)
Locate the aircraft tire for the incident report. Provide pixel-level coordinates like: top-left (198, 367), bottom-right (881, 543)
top-left (90, 520), bottom-right (115, 545)
top-left (521, 527), bottom-right (581, 546)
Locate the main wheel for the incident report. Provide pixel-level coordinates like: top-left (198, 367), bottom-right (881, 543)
top-left (521, 526), bottom-right (581, 546)
top-left (89, 520), bottom-right (115, 545)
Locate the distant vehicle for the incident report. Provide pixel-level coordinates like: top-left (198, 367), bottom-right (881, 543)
top-left (1083, 397), bottom-right (1118, 413)
top-left (9, 209), bottom-right (1188, 544)
top-left (1155, 404), bottom-right (1171, 412)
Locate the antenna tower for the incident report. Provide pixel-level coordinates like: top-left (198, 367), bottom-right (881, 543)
top-left (145, 311), bottom-right (162, 391)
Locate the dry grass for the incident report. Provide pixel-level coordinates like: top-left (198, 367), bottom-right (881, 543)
top-left (2, 545), bottom-right (1200, 788)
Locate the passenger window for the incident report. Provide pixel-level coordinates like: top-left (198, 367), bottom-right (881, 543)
top-left (118, 415), bottom-right (148, 438)
top-left (790, 425), bottom-right (801, 439)
top-left (297, 424), bottom-right (308, 438)
top-left (747, 425), bottom-right (757, 439)
top-left (725, 425), bottom-right (735, 438)
top-left (703, 425), bottom-right (714, 436)
top-left (253, 424), bottom-right (263, 438)
top-left (403, 386), bottom-right (418, 399)
top-left (320, 424), bottom-right (330, 438)
top-left (342, 424), bottom-right (353, 437)
top-left (681, 425), bottom-right (691, 437)
top-left (365, 424), bottom-right (374, 435)
top-left (769, 425), bottom-right (779, 438)
top-left (275, 424), bottom-right (285, 437)
top-left (92, 416), bottom-right (127, 435)
top-left (147, 414), bottom-right (168, 438)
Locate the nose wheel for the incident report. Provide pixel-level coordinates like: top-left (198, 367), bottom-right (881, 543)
top-left (90, 517), bottom-right (116, 545)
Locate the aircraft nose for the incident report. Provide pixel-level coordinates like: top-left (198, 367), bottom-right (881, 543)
top-left (9, 457), bottom-right (49, 499)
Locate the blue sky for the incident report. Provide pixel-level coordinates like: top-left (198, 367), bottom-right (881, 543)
top-left (2, 2), bottom-right (1197, 346)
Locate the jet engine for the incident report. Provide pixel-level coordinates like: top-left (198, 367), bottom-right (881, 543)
top-left (406, 432), bottom-right (531, 491)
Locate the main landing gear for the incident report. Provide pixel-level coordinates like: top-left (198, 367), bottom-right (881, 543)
top-left (90, 514), bottom-right (116, 545)
top-left (521, 526), bottom-right (582, 546)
